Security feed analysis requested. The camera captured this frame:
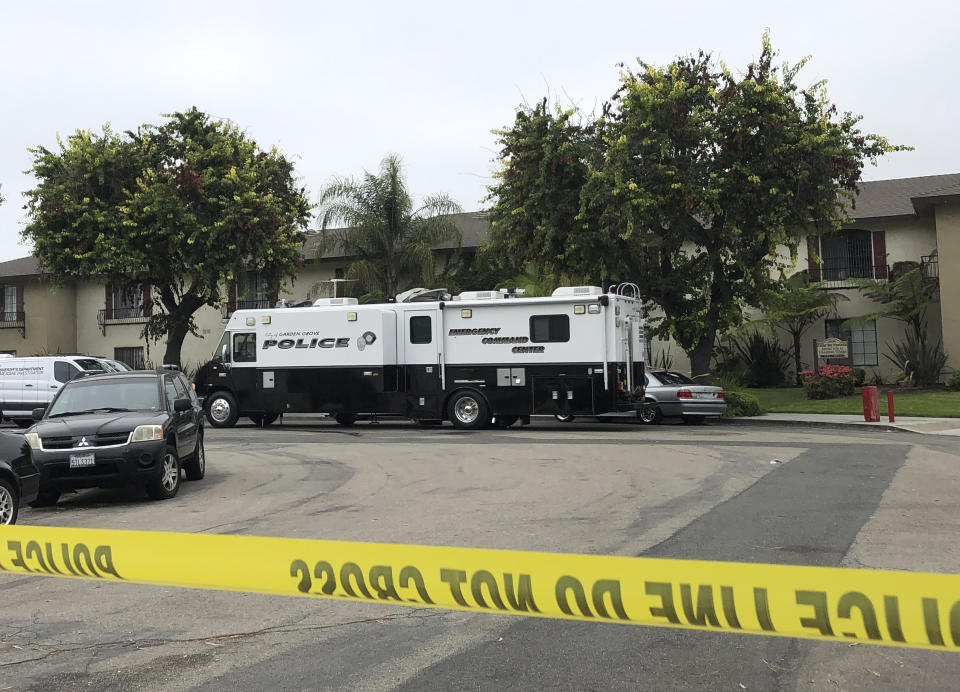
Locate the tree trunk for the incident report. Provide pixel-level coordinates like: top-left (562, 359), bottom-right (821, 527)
top-left (793, 332), bottom-right (803, 386)
top-left (163, 321), bottom-right (191, 366)
top-left (687, 338), bottom-right (714, 382)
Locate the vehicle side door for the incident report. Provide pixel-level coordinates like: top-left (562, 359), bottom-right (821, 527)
top-left (163, 376), bottom-right (190, 458)
top-left (0, 360), bottom-right (24, 416)
top-left (51, 360), bottom-right (80, 404)
top-left (173, 374), bottom-right (199, 453)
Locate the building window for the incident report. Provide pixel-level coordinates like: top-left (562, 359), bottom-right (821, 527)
top-left (530, 315), bottom-right (570, 343)
top-left (826, 319), bottom-right (878, 366)
top-left (2, 286), bottom-right (17, 321)
top-left (334, 267), bottom-right (346, 280)
top-left (114, 346), bottom-right (145, 369)
top-left (820, 230), bottom-right (874, 282)
top-left (112, 285), bottom-right (144, 318)
top-left (410, 316), bottom-right (432, 344)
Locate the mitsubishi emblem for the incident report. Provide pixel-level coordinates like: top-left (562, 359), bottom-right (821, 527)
top-left (77, 437), bottom-right (90, 447)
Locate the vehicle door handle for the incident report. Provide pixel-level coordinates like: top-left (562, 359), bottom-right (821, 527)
top-left (50, 386), bottom-right (59, 389)
top-left (25, 384), bottom-right (33, 387)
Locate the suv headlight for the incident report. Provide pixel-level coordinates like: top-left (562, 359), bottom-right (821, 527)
top-left (24, 432), bottom-right (41, 450)
top-left (131, 425), bottom-right (164, 442)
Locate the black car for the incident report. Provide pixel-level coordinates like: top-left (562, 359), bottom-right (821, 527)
top-left (0, 430), bottom-right (40, 524)
top-left (24, 368), bottom-right (205, 505)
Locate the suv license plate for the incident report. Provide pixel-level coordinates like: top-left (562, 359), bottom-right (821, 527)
top-left (69, 453), bottom-right (96, 468)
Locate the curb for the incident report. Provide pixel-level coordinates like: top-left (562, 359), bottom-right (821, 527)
top-left (716, 416), bottom-right (912, 434)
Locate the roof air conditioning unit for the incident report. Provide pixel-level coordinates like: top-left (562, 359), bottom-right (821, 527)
top-left (551, 286), bottom-right (603, 297)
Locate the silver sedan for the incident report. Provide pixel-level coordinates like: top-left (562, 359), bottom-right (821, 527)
top-left (640, 370), bottom-right (726, 424)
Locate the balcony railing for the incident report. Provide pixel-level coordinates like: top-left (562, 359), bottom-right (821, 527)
top-left (815, 264), bottom-right (888, 289)
top-left (97, 306), bottom-right (152, 335)
top-left (0, 311), bottom-right (25, 338)
top-left (922, 255), bottom-right (939, 281)
top-left (222, 299), bottom-right (273, 319)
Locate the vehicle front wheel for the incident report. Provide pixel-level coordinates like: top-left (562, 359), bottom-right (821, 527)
top-left (334, 413), bottom-right (358, 426)
top-left (248, 413), bottom-right (280, 427)
top-left (29, 488), bottom-right (61, 508)
top-left (146, 446), bottom-right (181, 500)
top-left (554, 414), bottom-right (575, 423)
top-left (447, 391), bottom-right (489, 430)
top-left (206, 391), bottom-right (239, 428)
top-left (639, 405), bottom-right (663, 425)
top-left (184, 435), bottom-right (206, 481)
top-left (0, 478), bottom-right (18, 525)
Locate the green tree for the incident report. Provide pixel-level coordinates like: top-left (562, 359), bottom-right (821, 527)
top-left (23, 108), bottom-right (311, 365)
top-left (487, 35), bottom-right (904, 376)
top-left (317, 155), bottom-right (462, 298)
top-left (758, 272), bottom-right (847, 384)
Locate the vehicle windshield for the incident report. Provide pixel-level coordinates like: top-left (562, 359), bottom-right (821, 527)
top-left (75, 358), bottom-right (107, 373)
top-left (653, 371), bottom-right (696, 386)
top-left (212, 332), bottom-right (230, 362)
top-left (47, 378), bottom-right (161, 417)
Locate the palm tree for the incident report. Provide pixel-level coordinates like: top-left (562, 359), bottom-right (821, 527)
top-left (758, 272), bottom-right (847, 384)
top-left (316, 155), bottom-right (462, 298)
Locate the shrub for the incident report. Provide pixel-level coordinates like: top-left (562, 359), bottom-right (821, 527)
top-left (732, 330), bottom-right (790, 388)
top-left (800, 364), bottom-right (857, 399)
top-left (948, 370), bottom-right (960, 391)
top-left (851, 368), bottom-right (866, 386)
top-left (722, 391), bottom-right (762, 417)
top-left (885, 333), bottom-right (948, 387)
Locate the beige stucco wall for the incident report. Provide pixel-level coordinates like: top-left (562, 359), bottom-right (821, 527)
top-left (0, 280), bottom-right (78, 356)
top-left (935, 202), bottom-right (960, 374)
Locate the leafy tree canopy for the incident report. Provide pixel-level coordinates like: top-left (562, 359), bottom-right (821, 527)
top-left (317, 154), bottom-right (462, 299)
top-left (487, 34), bottom-right (905, 376)
top-left (23, 108), bottom-right (311, 364)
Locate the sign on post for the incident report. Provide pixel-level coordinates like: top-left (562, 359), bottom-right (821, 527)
top-left (816, 338), bottom-right (849, 359)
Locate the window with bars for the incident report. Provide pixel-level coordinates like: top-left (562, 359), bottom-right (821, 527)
top-left (825, 319), bottom-right (878, 366)
top-left (2, 285), bottom-right (17, 321)
top-left (114, 346), bottom-right (146, 369)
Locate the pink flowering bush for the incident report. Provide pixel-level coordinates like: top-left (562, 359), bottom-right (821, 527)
top-left (800, 365), bottom-right (858, 399)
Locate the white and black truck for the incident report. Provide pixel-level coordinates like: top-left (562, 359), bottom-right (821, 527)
top-left (193, 285), bottom-right (647, 429)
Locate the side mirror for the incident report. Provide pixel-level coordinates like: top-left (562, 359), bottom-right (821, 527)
top-left (32, 407), bottom-right (46, 421)
top-left (174, 398), bottom-right (192, 412)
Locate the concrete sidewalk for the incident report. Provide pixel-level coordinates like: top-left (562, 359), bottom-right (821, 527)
top-left (722, 412), bottom-right (960, 436)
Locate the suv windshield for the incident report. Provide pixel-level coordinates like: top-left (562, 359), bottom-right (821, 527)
top-left (653, 371), bottom-right (695, 386)
top-left (47, 378), bottom-right (162, 417)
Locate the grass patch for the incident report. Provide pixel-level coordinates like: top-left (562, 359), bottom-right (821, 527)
top-left (744, 387), bottom-right (960, 418)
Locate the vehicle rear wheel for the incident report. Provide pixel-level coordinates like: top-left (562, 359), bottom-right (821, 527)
top-left (183, 435), bottom-right (206, 481)
top-left (146, 446), bottom-right (181, 500)
top-left (492, 415), bottom-right (518, 428)
top-left (0, 478), bottom-right (18, 525)
top-left (447, 391), bottom-right (489, 430)
top-left (30, 487), bottom-right (61, 508)
top-left (554, 414), bottom-right (575, 423)
top-left (639, 405), bottom-right (663, 425)
top-left (682, 415), bottom-right (706, 425)
top-left (335, 413), bottom-right (358, 426)
top-left (205, 391), bottom-right (239, 428)
top-left (248, 412), bottom-right (280, 427)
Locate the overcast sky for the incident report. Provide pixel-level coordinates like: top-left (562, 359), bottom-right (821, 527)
top-left (1, 0), bottom-right (956, 262)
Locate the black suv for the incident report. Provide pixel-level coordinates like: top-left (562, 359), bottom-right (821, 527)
top-left (25, 368), bottom-right (205, 505)
top-left (0, 430), bottom-right (40, 524)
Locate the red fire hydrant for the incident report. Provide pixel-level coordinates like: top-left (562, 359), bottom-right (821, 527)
top-left (887, 390), bottom-right (895, 423)
top-left (862, 386), bottom-right (880, 422)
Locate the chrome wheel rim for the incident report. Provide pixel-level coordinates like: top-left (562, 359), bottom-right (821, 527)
top-left (454, 397), bottom-right (480, 424)
top-left (210, 397), bottom-right (231, 423)
top-left (640, 407), bottom-right (657, 423)
top-left (0, 486), bottom-right (14, 525)
top-left (161, 453), bottom-right (179, 491)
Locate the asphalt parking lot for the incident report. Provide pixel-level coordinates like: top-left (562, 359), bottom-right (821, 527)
top-left (3, 419), bottom-right (960, 691)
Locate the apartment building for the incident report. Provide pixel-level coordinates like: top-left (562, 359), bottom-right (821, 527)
top-left (0, 178), bottom-right (956, 380)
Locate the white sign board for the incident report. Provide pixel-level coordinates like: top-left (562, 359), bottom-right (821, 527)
top-left (817, 338), bottom-right (849, 358)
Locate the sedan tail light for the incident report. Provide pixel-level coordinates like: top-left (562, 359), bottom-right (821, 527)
top-left (677, 388), bottom-right (692, 399)
top-left (717, 391), bottom-right (724, 399)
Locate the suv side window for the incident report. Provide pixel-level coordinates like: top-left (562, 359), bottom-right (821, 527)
top-left (172, 376), bottom-right (189, 400)
top-left (233, 333), bottom-right (257, 362)
top-left (164, 377), bottom-right (179, 410)
top-left (177, 374), bottom-right (198, 404)
top-left (54, 361), bottom-right (79, 383)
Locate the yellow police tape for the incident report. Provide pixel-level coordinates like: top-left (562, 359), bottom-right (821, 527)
top-left (2, 524), bottom-right (960, 652)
